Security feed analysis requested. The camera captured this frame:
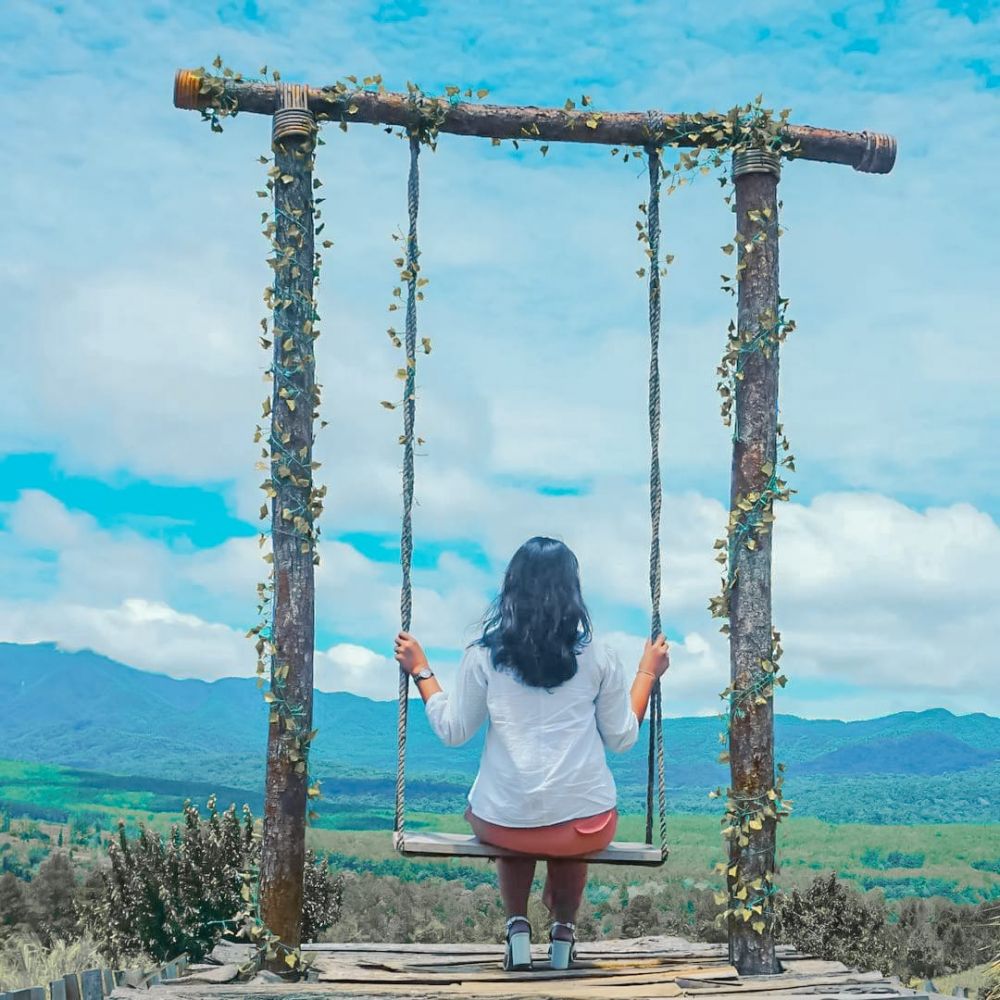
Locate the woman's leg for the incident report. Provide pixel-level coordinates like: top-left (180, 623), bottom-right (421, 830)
top-left (543, 859), bottom-right (588, 926)
top-left (496, 857), bottom-right (536, 920)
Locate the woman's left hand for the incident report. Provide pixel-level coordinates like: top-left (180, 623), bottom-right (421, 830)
top-left (394, 631), bottom-right (428, 675)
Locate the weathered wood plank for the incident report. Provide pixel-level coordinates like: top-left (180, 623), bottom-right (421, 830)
top-left (8, 989), bottom-right (45, 1000)
top-left (363, 956), bottom-right (731, 972)
top-left (145, 983), bottom-right (687, 999)
top-left (395, 831), bottom-right (665, 865)
top-left (79, 970), bottom-right (103, 1000)
top-left (302, 937), bottom-right (727, 956)
top-left (180, 967), bottom-right (242, 985)
top-left (312, 957), bottom-right (734, 984)
top-left (147, 939), bottom-right (914, 1000)
top-left (139, 966), bottom-right (908, 1000)
top-left (778, 958), bottom-right (851, 975)
top-left (62, 973), bottom-right (81, 1000)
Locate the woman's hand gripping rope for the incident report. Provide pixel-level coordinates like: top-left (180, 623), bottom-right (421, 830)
top-left (633, 634), bottom-right (669, 724)
top-left (394, 631), bottom-right (429, 676)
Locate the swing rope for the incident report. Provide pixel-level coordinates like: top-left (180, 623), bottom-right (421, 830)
top-left (394, 133), bottom-right (421, 839)
top-left (394, 130), bottom-right (667, 862)
top-left (644, 139), bottom-right (669, 860)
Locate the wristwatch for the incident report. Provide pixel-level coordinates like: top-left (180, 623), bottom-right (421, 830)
top-left (412, 666), bottom-right (434, 682)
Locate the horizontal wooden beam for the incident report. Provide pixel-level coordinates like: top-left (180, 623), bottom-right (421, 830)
top-left (173, 70), bottom-right (897, 174)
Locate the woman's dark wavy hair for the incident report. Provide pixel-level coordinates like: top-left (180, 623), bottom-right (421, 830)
top-left (478, 536), bottom-right (592, 689)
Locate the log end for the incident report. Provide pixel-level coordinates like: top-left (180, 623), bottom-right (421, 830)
top-left (173, 68), bottom-right (207, 110)
top-left (855, 131), bottom-right (897, 173)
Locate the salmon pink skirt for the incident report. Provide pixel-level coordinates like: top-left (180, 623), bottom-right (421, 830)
top-left (466, 806), bottom-right (618, 858)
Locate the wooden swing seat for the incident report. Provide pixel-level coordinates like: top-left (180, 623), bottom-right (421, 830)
top-left (394, 831), bottom-right (665, 867)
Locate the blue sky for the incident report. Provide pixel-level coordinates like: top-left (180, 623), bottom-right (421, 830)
top-left (1, 0), bottom-right (998, 718)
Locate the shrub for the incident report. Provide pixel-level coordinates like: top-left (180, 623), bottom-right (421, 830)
top-left (84, 797), bottom-right (343, 963)
top-left (861, 848), bottom-right (925, 870)
top-left (0, 874), bottom-right (30, 938)
top-left (302, 855), bottom-right (344, 942)
top-left (621, 894), bottom-right (659, 938)
top-left (26, 854), bottom-right (78, 947)
top-left (774, 873), bottom-right (898, 975)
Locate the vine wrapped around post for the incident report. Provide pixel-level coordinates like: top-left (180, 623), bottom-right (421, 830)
top-left (256, 83), bottom-right (322, 972)
top-left (713, 149), bottom-right (786, 975)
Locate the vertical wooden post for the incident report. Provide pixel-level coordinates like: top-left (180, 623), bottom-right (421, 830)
top-left (727, 149), bottom-right (781, 976)
top-left (259, 84), bottom-right (317, 970)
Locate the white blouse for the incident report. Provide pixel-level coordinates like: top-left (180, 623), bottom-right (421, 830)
top-left (424, 639), bottom-right (639, 828)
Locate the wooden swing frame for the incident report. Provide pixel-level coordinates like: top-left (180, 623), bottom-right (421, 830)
top-left (172, 68), bottom-right (896, 975)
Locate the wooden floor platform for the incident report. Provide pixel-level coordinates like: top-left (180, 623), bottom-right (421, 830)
top-left (127, 937), bottom-right (932, 1000)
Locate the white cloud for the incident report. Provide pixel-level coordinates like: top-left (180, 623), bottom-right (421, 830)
top-left (315, 643), bottom-right (398, 700)
top-left (3, 0), bottom-right (999, 509)
top-left (0, 597), bottom-right (251, 682)
top-left (1, 0), bottom-right (998, 722)
top-left (1, 488), bottom-right (998, 717)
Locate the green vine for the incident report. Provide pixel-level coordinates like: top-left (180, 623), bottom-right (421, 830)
top-left (596, 94), bottom-right (800, 938)
top-left (596, 92), bottom-right (801, 939)
top-left (197, 53), bottom-right (330, 975)
top-left (706, 102), bottom-right (798, 940)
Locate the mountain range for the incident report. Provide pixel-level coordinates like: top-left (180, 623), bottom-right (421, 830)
top-left (1, 642), bottom-right (997, 824)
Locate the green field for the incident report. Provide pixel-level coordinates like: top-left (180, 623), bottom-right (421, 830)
top-left (2, 758), bottom-right (998, 905)
top-left (314, 813), bottom-right (1000, 902)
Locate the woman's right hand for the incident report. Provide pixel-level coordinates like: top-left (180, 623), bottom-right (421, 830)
top-left (639, 635), bottom-right (670, 679)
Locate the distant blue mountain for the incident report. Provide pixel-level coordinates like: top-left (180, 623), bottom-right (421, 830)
top-left (797, 732), bottom-right (996, 776)
top-left (1, 642), bottom-right (998, 823)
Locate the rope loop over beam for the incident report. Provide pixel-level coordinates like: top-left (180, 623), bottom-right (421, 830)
top-left (273, 83), bottom-right (316, 146)
top-left (732, 149), bottom-right (781, 180)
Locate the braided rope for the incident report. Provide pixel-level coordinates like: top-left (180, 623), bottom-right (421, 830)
top-left (644, 136), bottom-right (669, 860)
top-left (394, 134), bottom-right (421, 838)
top-left (392, 128), bottom-right (668, 861)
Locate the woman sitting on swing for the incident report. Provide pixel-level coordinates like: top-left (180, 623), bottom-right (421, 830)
top-left (393, 535), bottom-right (670, 971)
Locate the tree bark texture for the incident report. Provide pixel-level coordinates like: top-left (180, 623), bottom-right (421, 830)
top-left (727, 166), bottom-right (780, 976)
top-left (259, 125), bottom-right (316, 969)
top-left (173, 71), bottom-right (896, 173)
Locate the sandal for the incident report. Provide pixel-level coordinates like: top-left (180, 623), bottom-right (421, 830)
top-left (549, 920), bottom-right (576, 970)
top-left (504, 916), bottom-right (532, 971)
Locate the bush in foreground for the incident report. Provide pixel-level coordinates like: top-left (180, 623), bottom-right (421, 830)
top-left (775, 872), bottom-right (898, 974)
top-left (84, 798), bottom-right (343, 963)
top-left (775, 873), bottom-right (1000, 981)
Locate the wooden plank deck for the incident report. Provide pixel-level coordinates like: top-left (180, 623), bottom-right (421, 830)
top-left (128, 937), bottom-right (925, 1000)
